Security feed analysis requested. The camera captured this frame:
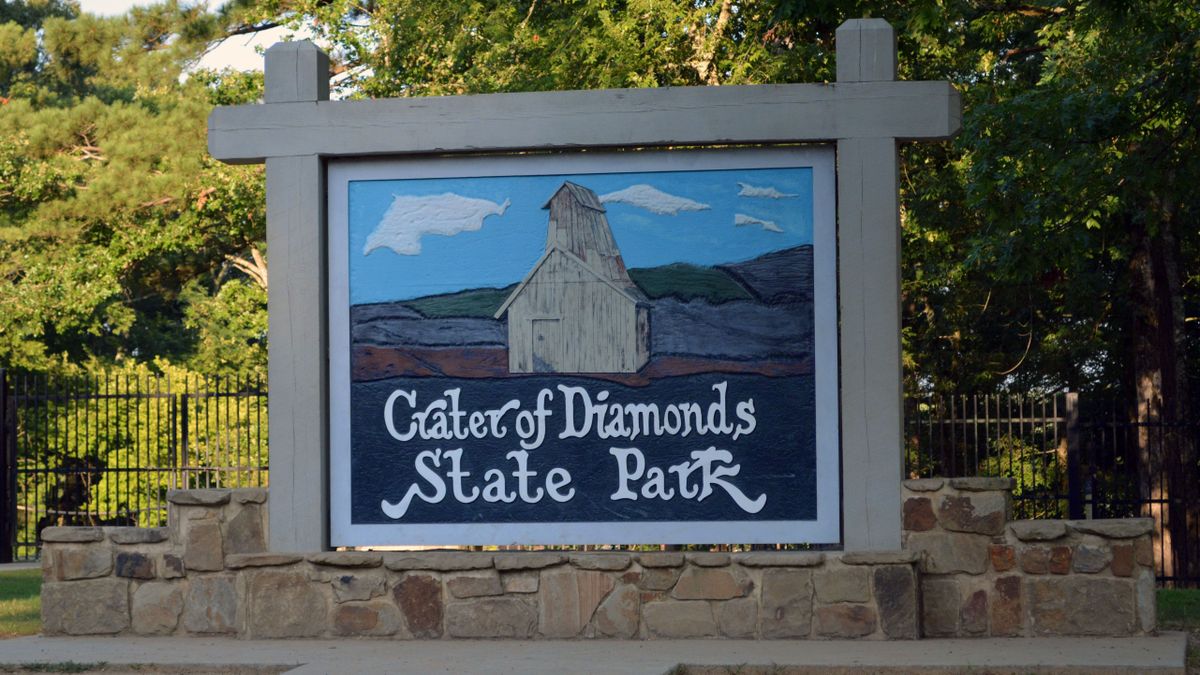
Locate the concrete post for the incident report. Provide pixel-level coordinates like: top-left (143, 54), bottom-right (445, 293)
top-left (263, 41), bottom-right (330, 552)
top-left (836, 19), bottom-right (904, 551)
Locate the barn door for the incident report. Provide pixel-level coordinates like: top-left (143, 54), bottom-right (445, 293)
top-left (531, 319), bottom-right (562, 373)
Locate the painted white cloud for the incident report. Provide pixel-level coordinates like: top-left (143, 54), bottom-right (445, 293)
top-left (363, 193), bottom-right (510, 256)
top-left (735, 213), bottom-right (784, 233)
top-left (737, 182), bottom-right (798, 199)
top-left (598, 184), bottom-right (710, 215)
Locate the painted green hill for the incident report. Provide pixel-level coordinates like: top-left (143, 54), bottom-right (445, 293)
top-left (403, 285), bottom-right (516, 318)
top-left (400, 259), bottom-right (761, 318)
top-left (627, 263), bottom-right (751, 303)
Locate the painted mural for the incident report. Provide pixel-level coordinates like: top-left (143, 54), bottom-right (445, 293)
top-left (342, 160), bottom-right (823, 538)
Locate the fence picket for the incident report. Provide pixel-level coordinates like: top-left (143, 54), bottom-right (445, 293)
top-left (4, 371), bottom-right (266, 561)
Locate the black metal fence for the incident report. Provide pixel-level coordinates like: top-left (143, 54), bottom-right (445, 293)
top-left (0, 370), bottom-right (267, 563)
top-left (905, 391), bottom-right (1200, 588)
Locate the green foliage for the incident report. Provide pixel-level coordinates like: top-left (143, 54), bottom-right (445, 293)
top-left (0, 0), bottom-right (268, 374)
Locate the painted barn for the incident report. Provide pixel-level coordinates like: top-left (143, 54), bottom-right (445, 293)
top-left (495, 182), bottom-right (650, 374)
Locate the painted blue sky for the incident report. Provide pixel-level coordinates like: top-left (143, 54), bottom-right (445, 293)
top-left (347, 166), bottom-right (813, 305)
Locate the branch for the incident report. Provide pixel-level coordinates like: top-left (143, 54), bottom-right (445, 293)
top-left (226, 246), bottom-right (268, 291)
top-left (1000, 44), bottom-right (1048, 63)
top-left (224, 21), bottom-right (282, 37)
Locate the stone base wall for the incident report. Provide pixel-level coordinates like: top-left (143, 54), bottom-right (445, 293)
top-left (40, 480), bottom-right (1154, 639)
top-left (902, 477), bottom-right (1157, 637)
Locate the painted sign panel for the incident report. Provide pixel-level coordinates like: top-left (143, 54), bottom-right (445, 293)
top-left (328, 148), bottom-right (839, 546)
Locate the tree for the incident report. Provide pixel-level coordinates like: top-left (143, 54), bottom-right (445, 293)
top-left (0, 0), bottom-right (269, 375)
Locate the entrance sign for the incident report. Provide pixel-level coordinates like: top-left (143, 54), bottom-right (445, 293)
top-left (327, 149), bottom-right (839, 546)
top-left (207, 19), bottom-right (960, 552)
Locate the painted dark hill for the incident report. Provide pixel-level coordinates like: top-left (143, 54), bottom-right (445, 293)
top-left (350, 245), bottom-right (815, 380)
top-left (718, 245), bottom-right (813, 304)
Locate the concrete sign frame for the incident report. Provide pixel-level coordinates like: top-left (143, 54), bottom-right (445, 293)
top-left (208, 19), bottom-right (961, 553)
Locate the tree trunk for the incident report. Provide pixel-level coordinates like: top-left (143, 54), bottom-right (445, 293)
top-left (1129, 198), bottom-right (1197, 585)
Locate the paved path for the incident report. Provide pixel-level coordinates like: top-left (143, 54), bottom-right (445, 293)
top-left (0, 633), bottom-right (1188, 674)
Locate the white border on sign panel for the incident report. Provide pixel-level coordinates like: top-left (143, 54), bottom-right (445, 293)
top-left (327, 147), bottom-right (840, 547)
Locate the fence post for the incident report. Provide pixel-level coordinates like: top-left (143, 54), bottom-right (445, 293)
top-left (1065, 391), bottom-right (1084, 519)
top-left (0, 370), bottom-right (14, 563)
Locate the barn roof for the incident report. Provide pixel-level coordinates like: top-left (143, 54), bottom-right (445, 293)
top-left (494, 247), bottom-right (647, 319)
top-left (541, 181), bottom-right (606, 212)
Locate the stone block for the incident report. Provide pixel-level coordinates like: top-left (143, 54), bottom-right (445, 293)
top-left (446, 597), bottom-right (536, 638)
top-left (55, 546), bottom-right (112, 580)
top-left (242, 570), bottom-right (328, 638)
top-left (493, 552), bottom-right (566, 570)
top-left (308, 551), bottom-right (382, 568)
top-left (332, 600), bottom-right (402, 637)
top-left (168, 489), bottom-right (231, 506)
top-left (1137, 569), bottom-right (1156, 634)
top-left (42, 578), bottom-right (129, 635)
top-left (183, 574), bottom-right (237, 634)
top-left (1073, 544), bottom-right (1110, 573)
top-left (643, 600), bottom-right (717, 638)
top-left (989, 544), bottom-right (1016, 572)
top-left (393, 573), bottom-right (443, 638)
top-left (41, 526), bottom-right (104, 543)
top-left (109, 527), bottom-right (169, 545)
top-left (132, 582), bottom-right (183, 635)
top-left (717, 597), bottom-right (758, 638)
top-left (638, 567), bottom-right (682, 591)
top-left (502, 572), bottom-right (539, 593)
top-left (115, 552), bottom-right (155, 579)
top-left (447, 571), bottom-right (503, 599)
top-left (570, 553), bottom-right (631, 571)
top-left (232, 487), bottom-right (268, 503)
top-left (1010, 520), bottom-right (1068, 542)
top-left (907, 531), bottom-right (989, 575)
top-left (814, 565), bottom-right (870, 603)
top-left (1049, 546), bottom-right (1072, 575)
top-left (1111, 544), bottom-right (1135, 577)
top-left (991, 576), bottom-right (1022, 637)
top-left (815, 604), bottom-right (876, 638)
top-left (920, 577), bottom-right (959, 637)
top-left (903, 497), bottom-right (936, 531)
top-left (672, 567), bottom-right (751, 600)
top-left (937, 493), bottom-right (1006, 535)
top-left (1028, 577), bottom-right (1136, 636)
top-left (539, 569), bottom-right (615, 638)
top-left (902, 478), bottom-right (944, 492)
top-left (384, 552), bottom-right (493, 571)
top-left (161, 553), bottom-right (185, 579)
top-left (948, 476), bottom-right (1014, 491)
top-left (959, 589), bottom-right (988, 635)
top-left (225, 553), bottom-right (303, 569)
top-left (332, 572), bottom-right (387, 602)
top-left (874, 565), bottom-right (917, 639)
top-left (687, 552), bottom-right (730, 567)
top-left (1020, 546), bottom-right (1050, 575)
top-left (184, 520), bottom-right (223, 572)
top-left (760, 569), bottom-right (813, 638)
top-left (593, 584), bottom-right (640, 638)
top-left (637, 552), bottom-right (684, 568)
top-left (1068, 518), bottom-right (1154, 539)
top-left (1135, 535), bottom-right (1155, 567)
top-left (223, 503), bottom-right (266, 554)
top-left (736, 552), bottom-right (825, 567)
top-left (840, 550), bottom-right (918, 565)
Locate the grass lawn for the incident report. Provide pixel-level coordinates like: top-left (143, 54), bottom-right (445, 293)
top-left (0, 569), bottom-right (41, 638)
